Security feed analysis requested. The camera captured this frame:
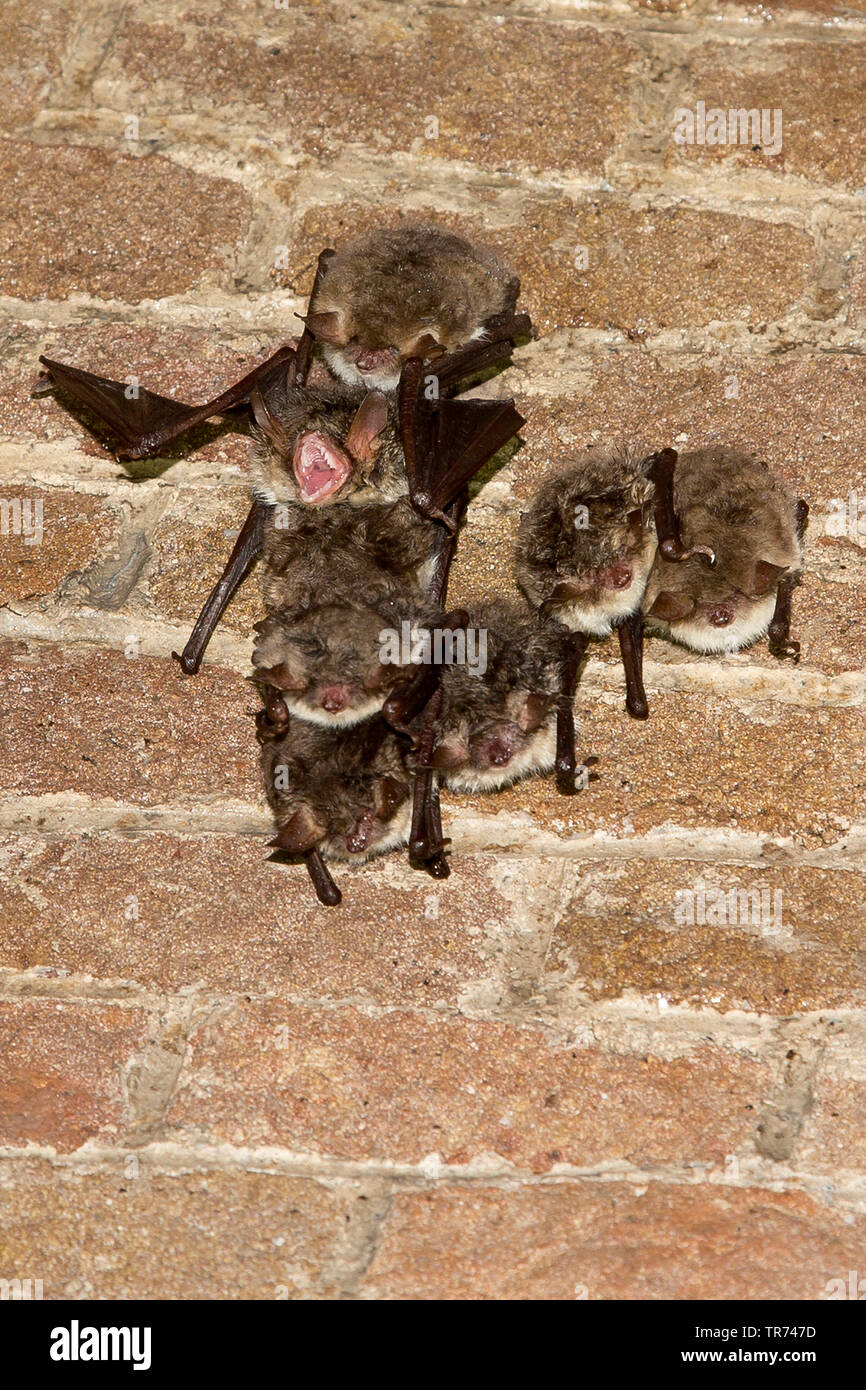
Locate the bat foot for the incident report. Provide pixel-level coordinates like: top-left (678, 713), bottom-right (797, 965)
top-left (556, 770), bottom-right (579, 796)
top-left (424, 852), bottom-right (451, 880)
top-left (171, 648), bottom-right (201, 676)
top-left (769, 636), bottom-right (800, 663)
top-left (626, 695), bottom-right (649, 721)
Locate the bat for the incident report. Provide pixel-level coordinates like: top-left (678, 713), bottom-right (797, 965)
top-left (259, 713), bottom-right (412, 906)
top-left (642, 446), bottom-right (809, 660)
top-left (251, 596), bottom-right (471, 732)
top-left (513, 445), bottom-right (708, 790)
top-left (426, 598), bottom-right (567, 793)
top-left (302, 221), bottom-right (526, 391)
top-left (33, 235), bottom-right (527, 674)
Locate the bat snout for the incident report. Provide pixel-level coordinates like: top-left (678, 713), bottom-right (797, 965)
top-left (605, 561), bottom-right (633, 591)
top-left (354, 345), bottom-right (400, 375)
top-left (707, 603), bottom-right (735, 628)
top-left (319, 683), bottom-right (352, 713)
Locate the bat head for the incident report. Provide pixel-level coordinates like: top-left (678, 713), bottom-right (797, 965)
top-left (432, 688), bottom-right (556, 792)
top-left (252, 603), bottom-right (408, 728)
top-left (643, 552), bottom-right (791, 654)
top-left (254, 385), bottom-right (392, 505)
top-left (305, 223), bottom-right (519, 391)
top-left (267, 730), bottom-right (411, 863)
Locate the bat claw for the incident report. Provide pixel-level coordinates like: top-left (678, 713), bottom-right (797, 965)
top-left (171, 648), bottom-right (201, 675)
top-left (626, 695), bottom-right (649, 721)
top-left (769, 636), bottom-right (800, 663)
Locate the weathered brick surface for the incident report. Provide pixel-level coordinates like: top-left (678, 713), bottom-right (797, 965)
top-left (0, 4), bottom-right (75, 132)
top-left (2, 0), bottom-right (865, 1302)
top-left (0, 640), bottom-right (258, 804)
top-left (672, 42), bottom-right (866, 190)
top-left (509, 356), bottom-right (866, 502)
top-left (547, 861), bottom-right (866, 1013)
top-left (0, 140), bottom-right (252, 302)
top-left (0, 1000), bottom-right (150, 1152)
top-left (101, 7), bottom-right (640, 174)
top-left (362, 1183), bottom-right (866, 1300)
top-left (167, 999), bottom-right (769, 1170)
top-left (0, 1161), bottom-right (363, 1298)
top-left (0, 833), bottom-right (515, 1007)
top-left (447, 697), bottom-right (866, 849)
top-left (0, 486), bottom-right (119, 606)
top-left (277, 197), bottom-right (817, 336)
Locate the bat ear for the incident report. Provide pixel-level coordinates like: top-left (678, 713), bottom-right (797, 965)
top-left (430, 736), bottom-right (470, 771)
top-left (645, 590), bottom-right (696, 623)
top-left (346, 390), bottom-right (389, 463)
top-left (373, 776), bottom-right (409, 821)
top-left (750, 560), bottom-right (789, 596)
top-left (250, 388), bottom-right (291, 453)
top-left (406, 331), bottom-right (443, 358)
top-left (253, 660), bottom-right (306, 693)
top-left (518, 692), bottom-right (552, 732)
top-left (270, 806), bottom-right (325, 854)
top-left (301, 311), bottom-right (346, 346)
top-left (540, 580), bottom-right (585, 615)
top-left (626, 507), bottom-right (646, 545)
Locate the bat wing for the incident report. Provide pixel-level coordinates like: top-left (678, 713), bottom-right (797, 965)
top-left (426, 398), bottom-right (525, 510)
top-left (427, 312), bottom-right (532, 393)
top-left (35, 344), bottom-right (296, 459)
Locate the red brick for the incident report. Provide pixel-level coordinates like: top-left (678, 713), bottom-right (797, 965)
top-left (363, 1182), bottom-right (866, 1299)
top-left (0, 4), bottom-right (75, 132)
top-left (104, 11), bottom-right (639, 174)
top-left (547, 860), bottom-right (866, 1014)
top-left (0, 140), bottom-right (252, 301)
top-left (0, 486), bottom-right (119, 606)
top-left (0, 1000), bottom-right (150, 1152)
top-left (0, 833), bottom-right (510, 1007)
top-left (0, 641), bottom-right (258, 804)
top-left (167, 999), bottom-right (769, 1170)
top-left (0, 1161), bottom-right (364, 1298)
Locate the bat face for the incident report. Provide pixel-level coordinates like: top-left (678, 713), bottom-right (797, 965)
top-left (263, 723), bottom-right (412, 862)
top-left (642, 447), bottom-right (803, 655)
top-left (550, 520), bottom-right (657, 638)
top-left (515, 451), bottom-right (657, 637)
top-left (430, 598), bottom-right (562, 792)
top-left (433, 690), bottom-right (556, 793)
top-left (643, 556), bottom-right (786, 655)
top-left (253, 381), bottom-right (404, 508)
top-left (305, 222), bottom-right (520, 392)
top-left (253, 604), bottom-right (409, 728)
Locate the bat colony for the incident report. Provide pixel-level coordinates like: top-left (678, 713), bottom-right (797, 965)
top-left (34, 223), bottom-right (809, 906)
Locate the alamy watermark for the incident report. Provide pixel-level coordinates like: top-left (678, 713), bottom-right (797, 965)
top-left (0, 496), bottom-right (43, 545)
top-left (379, 621), bottom-right (487, 677)
top-left (674, 101), bottom-right (783, 157)
top-left (674, 880), bottom-right (784, 935)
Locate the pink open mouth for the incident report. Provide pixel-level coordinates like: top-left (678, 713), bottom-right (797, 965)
top-left (292, 431), bottom-right (353, 504)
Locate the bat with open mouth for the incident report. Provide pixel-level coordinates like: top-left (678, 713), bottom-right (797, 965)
top-left (641, 447), bottom-right (808, 660)
top-left (513, 445), bottom-right (709, 791)
top-left (32, 230), bottom-right (529, 673)
top-left (259, 711), bottom-right (413, 906)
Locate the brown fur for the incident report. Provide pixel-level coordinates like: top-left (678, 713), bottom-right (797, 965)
top-left (260, 497), bottom-right (436, 619)
top-left (307, 222), bottom-right (519, 387)
top-left (261, 717), bottom-right (412, 862)
top-left (430, 598), bottom-right (563, 791)
top-left (642, 447), bottom-right (803, 652)
top-left (514, 447), bottom-right (657, 632)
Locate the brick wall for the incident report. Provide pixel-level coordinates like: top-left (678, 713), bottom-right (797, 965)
top-left (1, 0), bottom-right (865, 1299)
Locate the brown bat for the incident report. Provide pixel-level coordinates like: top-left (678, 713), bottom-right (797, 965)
top-left (426, 598), bottom-right (568, 794)
top-left (33, 242), bottom-right (528, 673)
top-left (260, 714), bottom-right (412, 906)
top-left (251, 597), bottom-right (462, 730)
top-left (303, 222), bottom-right (524, 391)
top-left (514, 445), bottom-right (711, 788)
top-left (642, 447), bottom-right (808, 659)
